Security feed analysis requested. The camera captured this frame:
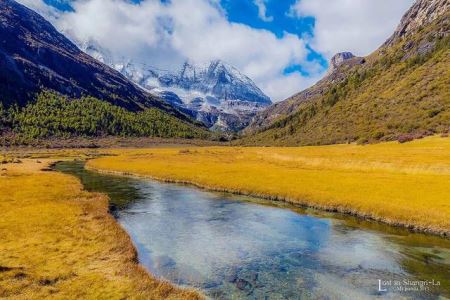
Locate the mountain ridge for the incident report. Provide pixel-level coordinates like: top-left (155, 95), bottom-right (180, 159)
top-left (241, 0), bottom-right (449, 145)
top-left (0, 0), bottom-right (210, 142)
top-left (246, 52), bottom-right (365, 132)
top-left (384, 0), bottom-right (449, 46)
top-left (0, 0), bottom-right (193, 121)
top-left (75, 39), bottom-right (271, 131)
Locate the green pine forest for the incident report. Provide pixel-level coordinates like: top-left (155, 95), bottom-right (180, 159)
top-left (0, 91), bottom-right (210, 144)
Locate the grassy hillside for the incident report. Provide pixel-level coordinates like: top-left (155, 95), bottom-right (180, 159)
top-left (87, 136), bottom-right (450, 236)
top-left (0, 91), bottom-right (210, 145)
top-left (240, 14), bottom-right (449, 146)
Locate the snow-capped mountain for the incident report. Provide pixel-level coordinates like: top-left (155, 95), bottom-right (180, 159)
top-left (77, 40), bottom-right (272, 131)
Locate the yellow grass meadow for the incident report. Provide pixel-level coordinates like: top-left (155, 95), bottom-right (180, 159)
top-left (88, 136), bottom-right (450, 236)
top-left (0, 159), bottom-right (202, 299)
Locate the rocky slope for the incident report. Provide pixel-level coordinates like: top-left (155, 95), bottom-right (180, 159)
top-left (150, 60), bottom-right (271, 131)
top-left (0, 0), bottom-right (193, 123)
top-left (78, 40), bottom-right (271, 131)
top-left (241, 0), bottom-right (449, 145)
top-left (384, 0), bottom-right (449, 46)
top-left (246, 52), bottom-right (365, 131)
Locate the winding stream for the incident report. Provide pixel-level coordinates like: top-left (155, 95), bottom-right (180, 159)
top-left (55, 161), bottom-right (450, 299)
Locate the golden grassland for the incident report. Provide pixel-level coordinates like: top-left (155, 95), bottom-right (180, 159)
top-left (0, 159), bottom-right (202, 299)
top-left (87, 136), bottom-right (450, 236)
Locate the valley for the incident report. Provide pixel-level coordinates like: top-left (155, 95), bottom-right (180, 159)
top-left (2, 136), bottom-right (450, 298)
top-left (56, 160), bottom-right (450, 299)
top-left (0, 0), bottom-right (449, 299)
top-left (86, 136), bottom-right (450, 236)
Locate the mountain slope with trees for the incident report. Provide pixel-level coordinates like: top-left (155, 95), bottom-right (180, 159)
top-left (0, 91), bottom-right (210, 145)
top-left (241, 0), bottom-right (449, 146)
top-left (0, 0), bottom-right (209, 142)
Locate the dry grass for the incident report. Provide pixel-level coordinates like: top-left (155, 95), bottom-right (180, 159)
top-left (88, 136), bottom-right (450, 236)
top-left (0, 159), bottom-right (202, 299)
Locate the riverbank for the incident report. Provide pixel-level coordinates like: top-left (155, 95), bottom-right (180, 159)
top-left (1, 136), bottom-right (222, 149)
top-left (0, 159), bottom-right (202, 299)
top-left (87, 136), bottom-right (450, 236)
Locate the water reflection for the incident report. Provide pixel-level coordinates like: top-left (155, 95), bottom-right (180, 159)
top-left (56, 161), bottom-right (450, 299)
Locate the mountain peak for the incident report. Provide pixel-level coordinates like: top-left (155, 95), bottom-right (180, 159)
top-left (180, 61), bottom-right (197, 81)
top-left (208, 59), bottom-right (234, 71)
top-left (75, 40), bottom-right (272, 130)
top-left (327, 52), bottom-right (355, 74)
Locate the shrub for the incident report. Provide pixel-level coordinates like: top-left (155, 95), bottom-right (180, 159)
top-left (398, 134), bottom-right (415, 143)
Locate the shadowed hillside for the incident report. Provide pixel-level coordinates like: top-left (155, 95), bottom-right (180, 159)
top-left (0, 0), bottom-right (211, 143)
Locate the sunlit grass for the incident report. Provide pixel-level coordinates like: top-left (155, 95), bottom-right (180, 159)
top-left (0, 160), bottom-right (202, 299)
top-left (88, 136), bottom-right (450, 235)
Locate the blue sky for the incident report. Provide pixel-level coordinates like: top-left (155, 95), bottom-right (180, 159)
top-left (44, 0), bottom-right (73, 11)
top-left (26, 0), bottom-right (413, 101)
top-left (220, 0), bottom-right (327, 75)
top-left (222, 0), bottom-right (314, 38)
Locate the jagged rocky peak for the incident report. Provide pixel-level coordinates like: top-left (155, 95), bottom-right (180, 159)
top-left (327, 52), bottom-right (355, 74)
top-left (385, 0), bottom-right (449, 46)
top-left (77, 40), bottom-right (272, 131)
top-left (180, 62), bottom-right (197, 81)
top-left (206, 59), bottom-right (240, 80)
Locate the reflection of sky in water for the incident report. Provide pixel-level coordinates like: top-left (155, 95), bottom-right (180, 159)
top-left (122, 183), bottom-right (326, 267)
top-left (116, 181), bottom-right (433, 299)
top-left (56, 162), bottom-right (450, 300)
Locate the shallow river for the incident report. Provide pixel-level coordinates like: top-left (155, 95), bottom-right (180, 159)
top-left (55, 161), bottom-right (450, 300)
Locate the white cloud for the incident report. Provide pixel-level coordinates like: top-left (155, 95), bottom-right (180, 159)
top-left (16, 0), bottom-right (61, 21)
top-left (254, 0), bottom-right (273, 22)
top-left (290, 0), bottom-right (414, 58)
top-left (16, 0), bottom-right (415, 102)
top-left (263, 71), bottom-right (322, 101)
top-left (17, 0), bottom-right (318, 102)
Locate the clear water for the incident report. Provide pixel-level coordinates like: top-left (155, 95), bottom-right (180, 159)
top-left (55, 161), bottom-right (450, 300)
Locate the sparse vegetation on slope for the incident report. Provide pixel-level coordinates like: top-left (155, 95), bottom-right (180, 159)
top-left (88, 136), bottom-right (450, 236)
top-left (0, 158), bottom-right (202, 299)
top-left (241, 13), bottom-right (449, 146)
top-left (0, 91), bottom-right (210, 145)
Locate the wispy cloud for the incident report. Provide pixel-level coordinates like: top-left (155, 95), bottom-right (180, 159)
top-left (253, 0), bottom-right (273, 22)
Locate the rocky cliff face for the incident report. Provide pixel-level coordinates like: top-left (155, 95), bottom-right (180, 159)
top-left (327, 52), bottom-right (355, 75)
top-left (384, 0), bottom-right (449, 46)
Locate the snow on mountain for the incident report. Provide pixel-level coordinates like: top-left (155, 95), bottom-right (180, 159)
top-left (76, 39), bottom-right (272, 131)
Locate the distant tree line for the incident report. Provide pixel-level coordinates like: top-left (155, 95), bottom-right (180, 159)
top-left (0, 91), bottom-right (210, 143)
